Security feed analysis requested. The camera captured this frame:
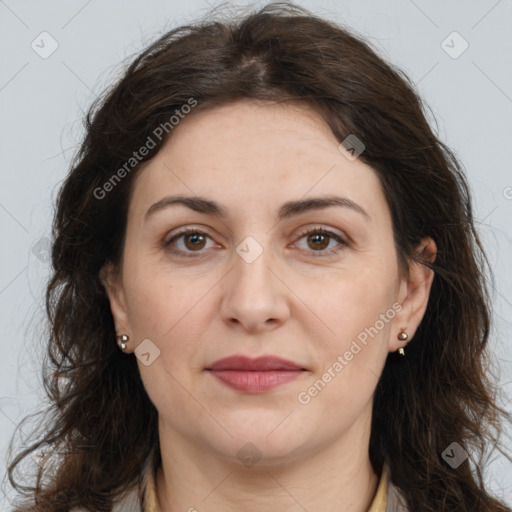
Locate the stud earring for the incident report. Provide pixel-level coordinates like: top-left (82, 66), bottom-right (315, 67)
top-left (116, 334), bottom-right (129, 352)
top-left (397, 329), bottom-right (408, 356)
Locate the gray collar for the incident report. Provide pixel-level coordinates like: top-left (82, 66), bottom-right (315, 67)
top-left (386, 477), bottom-right (409, 511)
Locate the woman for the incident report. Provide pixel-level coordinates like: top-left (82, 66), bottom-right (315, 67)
top-left (6, 2), bottom-right (511, 511)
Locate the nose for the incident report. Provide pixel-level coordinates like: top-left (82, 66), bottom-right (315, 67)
top-left (219, 238), bottom-right (290, 334)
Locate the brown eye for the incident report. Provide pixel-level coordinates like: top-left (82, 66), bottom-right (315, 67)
top-left (307, 232), bottom-right (330, 251)
top-left (183, 232), bottom-right (207, 251)
top-left (165, 228), bottom-right (216, 257)
top-left (165, 226), bottom-right (347, 259)
top-left (293, 227), bottom-right (348, 258)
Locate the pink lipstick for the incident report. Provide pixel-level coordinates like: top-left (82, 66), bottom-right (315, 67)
top-left (206, 355), bottom-right (306, 393)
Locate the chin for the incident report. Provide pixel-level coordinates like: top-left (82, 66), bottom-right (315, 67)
top-left (205, 417), bottom-right (314, 464)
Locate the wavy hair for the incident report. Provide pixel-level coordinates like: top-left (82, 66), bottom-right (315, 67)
top-left (6, 2), bottom-right (511, 511)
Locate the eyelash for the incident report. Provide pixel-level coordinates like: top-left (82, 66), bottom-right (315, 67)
top-left (164, 226), bottom-right (348, 259)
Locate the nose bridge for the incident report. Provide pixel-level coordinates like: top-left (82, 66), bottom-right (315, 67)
top-left (232, 233), bottom-right (276, 297)
top-left (220, 233), bottom-right (288, 330)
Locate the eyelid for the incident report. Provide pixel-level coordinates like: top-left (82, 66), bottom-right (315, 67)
top-left (290, 225), bottom-right (349, 257)
top-left (293, 225), bottom-right (348, 245)
top-left (164, 224), bottom-right (349, 258)
top-left (164, 225), bottom-right (214, 244)
top-left (163, 226), bottom-right (220, 257)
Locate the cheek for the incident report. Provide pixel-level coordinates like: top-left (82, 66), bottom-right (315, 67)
top-left (297, 280), bottom-right (394, 421)
top-left (300, 264), bottom-right (397, 342)
top-left (123, 249), bottom-right (193, 331)
top-left (298, 278), bottom-right (397, 405)
top-left (124, 268), bottom-right (213, 372)
top-left (127, 278), bottom-right (207, 411)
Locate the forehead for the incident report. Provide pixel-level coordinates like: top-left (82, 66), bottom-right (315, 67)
top-left (164, 99), bottom-right (345, 168)
top-left (128, 99), bottom-right (388, 225)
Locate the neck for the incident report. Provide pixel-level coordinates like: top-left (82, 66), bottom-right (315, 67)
top-left (155, 413), bottom-right (380, 512)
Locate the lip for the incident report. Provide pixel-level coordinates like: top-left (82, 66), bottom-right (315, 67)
top-left (207, 355), bottom-right (305, 371)
top-left (206, 356), bottom-right (307, 393)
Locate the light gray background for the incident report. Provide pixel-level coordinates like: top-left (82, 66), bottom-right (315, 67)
top-left (1, 0), bottom-right (511, 507)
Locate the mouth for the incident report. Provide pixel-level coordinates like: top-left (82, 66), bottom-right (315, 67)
top-left (205, 355), bottom-right (307, 393)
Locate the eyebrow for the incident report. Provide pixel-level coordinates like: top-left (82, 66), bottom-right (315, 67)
top-left (144, 194), bottom-right (370, 222)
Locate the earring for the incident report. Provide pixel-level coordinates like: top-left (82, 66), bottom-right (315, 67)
top-left (397, 329), bottom-right (408, 356)
top-left (116, 334), bottom-right (129, 352)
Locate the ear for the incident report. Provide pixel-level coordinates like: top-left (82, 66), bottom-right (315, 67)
top-left (389, 237), bottom-right (437, 352)
top-left (99, 262), bottom-right (133, 350)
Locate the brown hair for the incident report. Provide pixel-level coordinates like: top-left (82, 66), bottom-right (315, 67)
top-left (6, 2), bottom-right (511, 511)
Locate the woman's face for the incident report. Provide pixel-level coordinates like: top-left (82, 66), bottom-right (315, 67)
top-left (102, 99), bottom-right (432, 465)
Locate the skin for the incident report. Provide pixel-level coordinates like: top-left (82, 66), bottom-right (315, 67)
top-left (101, 99), bottom-right (436, 512)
